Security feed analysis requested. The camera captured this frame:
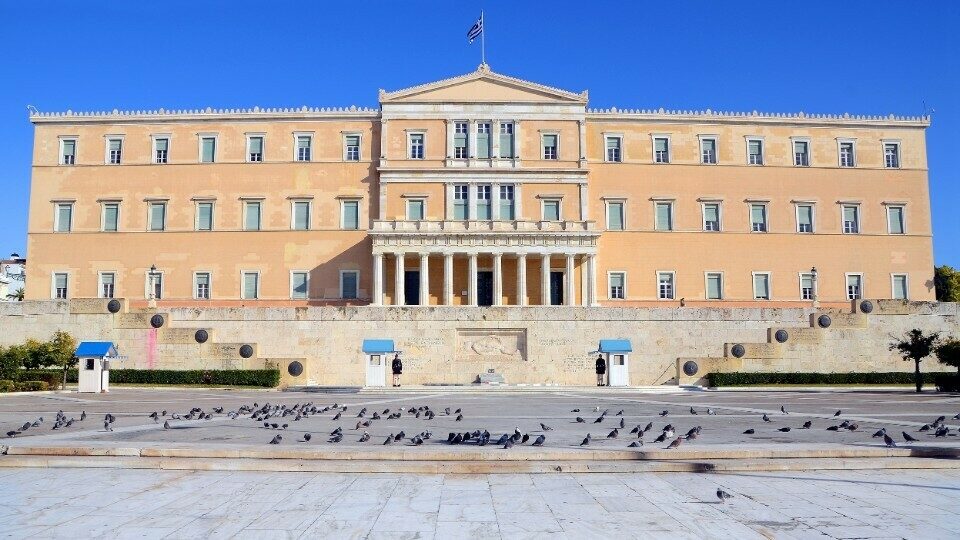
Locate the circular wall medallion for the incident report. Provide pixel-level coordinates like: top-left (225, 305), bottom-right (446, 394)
top-left (239, 344), bottom-right (254, 358)
top-left (194, 329), bottom-right (209, 344)
top-left (731, 344), bottom-right (746, 358)
top-left (817, 314), bottom-right (832, 328)
top-left (859, 300), bottom-right (874, 314)
top-left (682, 361), bottom-right (699, 376)
top-left (288, 361), bottom-right (304, 377)
top-left (107, 299), bottom-right (121, 313)
top-left (150, 314), bottom-right (164, 328)
top-left (774, 329), bottom-right (789, 343)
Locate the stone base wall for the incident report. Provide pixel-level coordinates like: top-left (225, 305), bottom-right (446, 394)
top-left (0, 300), bottom-right (956, 387)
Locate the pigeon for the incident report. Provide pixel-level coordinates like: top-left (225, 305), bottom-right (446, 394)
top-left (628, 441), bottom-right (642, 447)
top-left (521, 434), bottom-right (530, 444)
top-left (883, 433), bottom-right (896, 447)
top-left (503, 439), bottom-right (514, 449)
top-left (762, 414), bottom-right (771, 422)
top-left (540, 423), bottom-right (553, 431)
top-left (653, 432), bottom-right (667, 443)
top-left (593, 416), bottom-right (604, 424)
top-left (532, 435), bottom-right (545, 446)
top-left (918, 424), bottom-right (931, 432)
top-left (839, 420), bottom-right (851, 428)
top-left (643, 422), bottom-right (653, 433)
top-left (6, 431), bottom-right (19, 437)
top-left (269, 435), bottom-right (282, 444)
top-left (163, 421), bottom-right (170, 429)
top-left (455, 414), bottom-right (463, 422)
top-left (743, 429), bottom-right (755, 435)
top-left (332, 412), bottom-right (341, 421)
top-left (781, 405), bottom-right (788, 414)
top-left (20, 423), bottom-right (30, 432)
top-left (847, 423), bottom-right (859, 432)
top-left (80, 411), bottom-right (86, 421)
top-left (934, 415), bottom-right (946, 424)
top-left (707, 409), bottom-right (716, 416)
top-left (383, 436), bottom-right (394, 445)
top-left (717, 489), bottom-right (733, 502)
top-left (580, 436), bottom-right (590, 446)
top-left (666, 437), bottom-right (683, 449)
top-left (778, 427), bottom-right (791, 433)
top-left (872, 428), bottom-right (887, 438)
top-left (607, 429), bottom-right (619, 439)
top-left (902, 431), bottom-right (918, 442)
top-left (359, 432), bottom-right (370, 443)
top-left (616, 410), bottom-right (624, 416)
top-left (834, 410), bottom-right (842, 417)
top-left (576, 417), bottom-right (585, 423)
top-left (801, 421), bottom-right (812, 429)
top-left (618, 418), bottom-right (625, 429)
top-left (690, 407), bottom-right (698, 415)
top-left (659, 410), bottom-right (669, 417)
top-left (149, 412), bottom-right (159, 422)
top-left (303, 433), bottom-right (311, 442)
top-left (935, 426), bottom-right (949, 438)
top-left (571, 409), bottom-right (580, 413)
top-left (826, 425), bottom-right (840, 431)
top-left (104, 421), bottom-right (112, 432)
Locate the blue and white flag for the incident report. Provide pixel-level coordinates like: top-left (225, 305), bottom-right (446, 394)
top-left (467, 15), bottom-right (483, 43)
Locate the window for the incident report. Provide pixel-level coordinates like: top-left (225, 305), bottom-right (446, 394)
top-left (154, 137), bottom-right (169, 164)
top-left (657, 272), bottom-right (675, 300)
top-left (705, 272), bottom-right (723, 300)
top-left (107, 138), bottom-right (123, 164)
top-left (498, 122), bottom-right (514, 158)
top-left (700, 137), bottom-right (717, 164)
top-left (839, 141), bottom-right (855, 167)
top-left (747, 138), bottom-right (763, 165)
top-left (499, 185), bottom-right (515, 220)
top-left (200, 136), bottom-right (216, 163)
top-left (406, 199), bottom-right (425, 221)
top-left (605, 136), bottom-right (622, 162)
top-left (606, 201), bottom-right (625, 230)
top-left (344, 134), bottom-right (360, 161)
top-left (887, 205), bottom-right (905, 234)
top-left (884, 142), bottom-right (900, 168)
top-left (542, 134), bottom-right (558, 160)
top-left (655, 202), bottom-right (673, 231)
top-left (542, 199), bottom-right (560, 221)
top-left (195, 272), bottom-right (211, 300)
top-left (55, 203), bottom-right (73, 232)
top-left (892, 274), bottom-right (908, 300)
top-left (340, 270), bottom-right (359, 299)
top-left (102, 202), bottom-right (120, 232)
top-left (409, 133), bottom-right (425, 159)
top-left (60, 138), bottom-right (76, 165)
top-left (702, 203), bottom-right (720, 232)
top-left (196, 202), bottom-right (213, 231)
top-left (476, 185), bottom-right (492, 220)
top-left (295, 135), bottom-right (312, 162)
top-left (99, 273), bottom-right (115, 299)
top-left (53, 273), bottom-right (68, 299)
top-left (244, 201), bottom-right (262, 231)
top-left (750, 204), bottom-right (768, 232)
top-left (753, 273), bottom-right (771, 300)
top-left (800, 273), bottom-right (814, 300)
top-left (793, 140), bottom-right (809, 166)
top-left (796, 204), bottom-right (814, 233)
top-left (147, 271), bottom-right (163, 300)
top-left (476, 123), bottom-right (491, 159)
top-left (290, 200), bottom-right (311, 230)
top-left (846, 274), bottom-right (863, 300)
top-left (242, 272), bottom-right (259, 300)
top-left (609, 272), bottom-right (625, 299)
top-left (453, 184), bottom-right (469, 220)
top-left (453, 122), bottom-right (468, 159)
top-left (247, 135), bottom-right (264, 162)
top-left (653, 137), bottom-right (670, 163)
top-left (290, 271), bottom-right (308, 300)
top-left (842, 205), bottom-right (860, 234)
top-left (341, 200), bottom-right (360, 230)
top-left (148, 202), bottom-right (166, 231)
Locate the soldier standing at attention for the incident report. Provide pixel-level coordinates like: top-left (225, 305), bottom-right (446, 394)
top-left (392, 353), bottom-right (403, 387)
top-left (595, 354), bottom-right (606, 386)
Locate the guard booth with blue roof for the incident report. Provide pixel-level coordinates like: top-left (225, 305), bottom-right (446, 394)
top-left (362, 339), bottom-right (396, 387)
top-left (598, 339), bottom-right (633, 387)
top-left (75, 342), bottom-right (122, 393)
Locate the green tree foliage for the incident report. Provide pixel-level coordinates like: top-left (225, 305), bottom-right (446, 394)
top-left (935, 338), bottom-right (960, 374)
top-left (890, 329), bottom-right (940, 392)
top-left (3, 332), bottom-right (77, 371)
top-left (934, 265), bottom-right (960, 302)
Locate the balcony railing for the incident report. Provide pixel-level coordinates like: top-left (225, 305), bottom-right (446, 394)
top-left (371, 219), bottom-right (596, 233)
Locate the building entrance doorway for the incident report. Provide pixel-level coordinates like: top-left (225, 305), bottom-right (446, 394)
top-left (549, 271), bottom-right (564, 305)
top-left (404, 271), bottom-right (420, 305)
top-left (477, 271), bottom-right (494, 306)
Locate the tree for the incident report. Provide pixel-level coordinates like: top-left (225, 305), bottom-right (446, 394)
top-left (890, 329), bottom-right (940, 392)
top-left (934, 265), bottom-right (960, 302)
top-left (5, 287), bottom-right (24, 301)
top-left (935, 338), bottom-right (960, 374)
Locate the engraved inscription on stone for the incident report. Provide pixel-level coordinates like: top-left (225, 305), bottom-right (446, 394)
top-left (456, 329), bottom-right (527, 362)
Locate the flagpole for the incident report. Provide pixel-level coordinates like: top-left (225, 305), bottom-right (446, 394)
top-left (480, 10), bottom-right (486, 66)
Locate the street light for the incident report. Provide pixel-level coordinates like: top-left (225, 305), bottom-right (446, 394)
top-left (810, 266), bottom-right (819, 307)
top-left (148, 264), bottom-right (159, 308)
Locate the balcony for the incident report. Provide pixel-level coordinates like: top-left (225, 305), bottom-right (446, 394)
top-left (370, 220), bottom-right (599, 255)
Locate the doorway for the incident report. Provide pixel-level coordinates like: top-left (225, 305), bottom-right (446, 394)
top-left (477, 271), bottom-right (494, 306)
top-left (404, 270), bottom-right (420, 305)
top-left (549, 271), bottom-right (564, 305)
top-left (365, 354), bottom-right (385, 387)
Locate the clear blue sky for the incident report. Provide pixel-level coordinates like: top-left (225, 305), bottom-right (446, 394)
top-left (1, 1), bottom-right (957, 265)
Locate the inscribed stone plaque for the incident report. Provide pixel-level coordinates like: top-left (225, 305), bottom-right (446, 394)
top-left (456, 329), bottom-right (527, 362)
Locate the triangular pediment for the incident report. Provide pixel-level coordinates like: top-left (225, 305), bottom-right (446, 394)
top-left (380, 65), bottom-right (588, 104)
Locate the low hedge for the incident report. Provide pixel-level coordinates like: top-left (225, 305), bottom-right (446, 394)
top-left (14, 381), bottom-right (49, 392)
top-left (935, 373), bottom-right (960, 392)
top-left (6, 368), bottom-right (279, 388)
top-left (0, 380), bottom-right (14, 392)
top-left (15, 370), bottom-right (64, 388)
top-left (707, 372), bottom-right (942, 387)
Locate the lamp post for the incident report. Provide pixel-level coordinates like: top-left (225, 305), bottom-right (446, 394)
top-left (810, 266), bottom-right (819, 308)
top-left (148, 264), bottom-right (159, 308)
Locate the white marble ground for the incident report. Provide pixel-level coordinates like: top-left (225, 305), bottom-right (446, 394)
top-left (2, 467), bottom-right (958, 539)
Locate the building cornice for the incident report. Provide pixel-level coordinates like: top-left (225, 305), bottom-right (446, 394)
top-left (586, 108), bottom-right (930, 128)
top-left (29, 106), bottom-right (380, 124)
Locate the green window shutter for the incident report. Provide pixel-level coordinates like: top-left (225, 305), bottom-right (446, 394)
top-left (150, 204), bottom-right (165, 231)
top-left (55, 273), bottom-right (67, 289)
top-left (292, 272), bottom-right (308, 299)
top-left (245, 202), bottom-right (261, 230)
top-left (606, 137), bottom-right (619, 149)
top-left (543, 134), bottom-right (557, 148)
top-left (57, 204), bottom-right (72, 232)
top-left (655, 138), bottom-right (667, 152)
top-left (499, 131), bottom-right (514, 158)
top-left (293, 202), bottom-right (310, 230)
top-left (544, 201), bottom-right (559, 221)
top-left (477, 132), bottom-right (489, 158)
top-left (196, 273), bottom-right (209, 287)
top-left (751, 205), bottom-right (765, 224)
top-left (656, 203), bottom-right (672, 230)
top-left (610, 273), bottom-right (624, 289)
top-left (243, 273), bottom-right (258, 299)
top-left (201, 138), bottom-right (215, 162)
top-left (704, 204), bottom-right (719, 223)
top-left (893, 276), bottom-right (908, 299)
top-left (297, 136), bottom-right (310, 149)
top-left (408, 200), bottom-right (424, 220)
top-left (342, 272), bottom-right (358, 299)
top-left (63, 140), bottom-right (76, 157)
top-left (749, 140), bottom-right (760, 154)
top-left (754, 275), bottom-right (769, 298)
top-left (346, 135), bottom-right (359, 147)
top-left (888, 207), bottom-right (904, 234)
top-left (499, 199), bottom-right (514, 220)
top-left (249, 137), bottom-right (263, 154)
top-left (801, 275), bottom-right (813, 290)
top-left (608, 203), bottom-right (624, 230)
top-left (798, 206), bottom-right (812, 227)
top-left (702, 139), bottom-right (715, 152)
top-left (707, 274), bottom-right (721, 299)
top-left (343, 201), bottom-right (359, 229)
top-left (156, 138), bottom-right (168, 152)
top-left (197, 203), bottom-right (212, 230)
top-left (104, 204), bottom-right (119, 231)
top-left (109, 139), bottom-right (121, 151)
top-left (843, 206), bottom-right (857, 223)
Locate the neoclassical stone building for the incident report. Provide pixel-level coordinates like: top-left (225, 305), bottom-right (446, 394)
top-left (27, 65), bottom-right (934, 308)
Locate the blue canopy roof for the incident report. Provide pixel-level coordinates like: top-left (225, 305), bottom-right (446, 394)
top-left (75, 341), bottom-right (118, 357)
top-left (599, 339), bottom-right (632, 353)
top-left (362, 339), bottom-right (396, 354)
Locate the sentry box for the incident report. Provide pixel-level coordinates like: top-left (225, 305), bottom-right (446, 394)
top-left (75, 341), bottom-right (123, 393)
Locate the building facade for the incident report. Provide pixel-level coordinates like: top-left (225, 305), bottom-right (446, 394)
top-left (26, 65), bottom-right (934, 308)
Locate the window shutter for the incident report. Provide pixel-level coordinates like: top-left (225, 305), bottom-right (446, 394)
top-left (102, 273), bottom-right (114, 286)
top-left (656, 203), bottom-right (672, 230)
top-left (343, 201), bottom-right (359, 229)
top-left (843, 206), bottom-right (857, 223)
top-left (156, 138), bottom-right (168, 151)
top-left (150, 204), bottom-right (165, 231)
top-left (888, 207), bottom-right (904, 234)
top-left (751, 205), bottom-right (765, 224)
top-left (109, 139), bottom-right (121, 151)
top-left (754, 274), bottom-right (769, 298)
top-left (655, 138), bottom-right (667, 152)
top-left (801, 275), bottom-right (813, 289)
top-left (543, 134), bottom-right (557, 148)
top-left (245, 202), bottom-right (261, 230)
top-left (249, 137), bottom-right (263, 154)
top-left (749, 140), bottom-right (760, 154)
top-left (606, 137), bottom-right (620, 149)
top-left (57, 205), bottom-right (72, 232)
top-left (104, 204), bottom-right (118, 231)
top-left (243, 273), bottom-right (258, 299)
top-left (893, 276), bottom-right (907, 299)
top-left (63, 140), bottom-right (76, 156)
top-left (201, 138), bottom-right (215, 162)
top-left (704, 204), bottom-right (719, 223)
top-left (608, 203), bottom-right (624, 230)
top-left (610, 273), bottom-right (624, 289)
top-left (707, 274), bottom-right (721, 299)
top-left (297, 136), bottom-right (310, 149)
top-left (499, 131), bottom-right (513, 158)
top-left (702, 139), bottom-right (715, 151)
top-left (55, 274), bottom-right (67, 289)
top-left (197, 203), bottom-right (212, 230)
top-left (798, 206), bottom-right (812, 227)
top-left (292, 273), bottom-right (307, 298)
top-left (294, 202), bottom-right (310, 230)
top-left (342, 273), bottom-right (358, 299)
top-left (477, 129), bottom-right (489, 159)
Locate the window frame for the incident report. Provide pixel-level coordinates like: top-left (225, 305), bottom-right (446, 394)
top-left (498, 184), bottom-right (515, 220)
top-left (541, 132), bottom-right (559, 160)
top-left (886, 204), bottom-right (906, 235)
top-left (791, 136), bottom-right (811, 167)
top-left (837, 138), bottom-right (857, 168)
top-left (245, 133), bottom-right (265, 163)
top-left (59, 136), bottom-right (78, 166)
top-left (607, 271), bottom-right (626, 300)
top-left (474, 184), bottom-right (492, 220)
top-left (745, 137), bottom-right (764, 166)
top-left (752, 271), bottom-right (772, 300)
top-left (452, 122), bottom-right (469, 159)
top-left (339, 270), bottom-right (360, 300)
top-left (101, 201), bottom-right (121, 232)
top-left (54, 202), bottom-right (74, 233)
top-left (406, 198), bottom-right (426, 221)
top-left (891, 273), bottom-right (909, 300)
top-left (290, 270), bottom-right (310, 300)
top-left (605, 199), bottom-right (626, 231)
top-left (242, 199), bottom-right (263, 231)
top-left (698, 135), bottom-right (718, 165)
top-left (845, 272), bottom-right (864, 300)
top-left (194, 200), bottom-right (214, 231)
top-left (408, 132), bottom-right (425, 160)
top-left (498, 121), bottom-right (515, 159)
top-left (653, 201), bottom-right (674, 231)
top-left (290, 199), bottom-right (312, 231)
top-left (147, 201), bottom-right (167, 232)
top-left (794, 203), bottom-right (815, 234)
top-left (749, 202), bottom-right (768, 233)
top-left (704, 271), bottom-right (724, 300)
top-left (151, 134), bottom-right (171, 164)
top-left (51, 271), bottom-right (69, 300)
top-left (343, 132), bottom-right (362, 162)
top-left (193, 271), bottom-right (212, 300)
top-left (105, 135), bottom-right (124, 165)
top-left (452, 184), bottom-right (470, 220)
top-left (656, 270), bottom-right (676, 300)
top-left (97, 271), bottom-right (116, 299)
top-left (799, 272), bottom-right (815, 301)
top-left (294, 132), bottom-right (314, 162)
top-left (651, 134), bottom-right (671, 164)
top-left (541, 198), bottom-right (562, 222)
top-left (841, 203), bottom-right (861, 234)
top-left (701, 201), bottom-right (722, 232)
top-left (143, 269), bottom-right (164, 300)
top-left (604, 134), bottom-right (623, 163)
top-left (241, 270), bottom-right (261, 300)
top-left (882, 140), bottom-right (901, 169)
top-left (340, 198), bottom-right (362, 230)
top-left (198, 133), bottom-right (218, 164)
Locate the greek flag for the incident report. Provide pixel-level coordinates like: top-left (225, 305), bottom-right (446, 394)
top-left (467, 16), bottom-right (483, 43)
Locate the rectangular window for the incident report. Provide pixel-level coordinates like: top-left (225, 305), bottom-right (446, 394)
top-left (149, 202), bottom-right (166, 231)
top-left (794, 140), bottom-right (809, 166)
top-left (99, 273), bottom-right (115, 299)
top-left (700, 137), bottom-right (717, 164)
top-left (154, 137), bottom-right (169, 164)
top-left (292, 201), bottom-right (311, 230)
top-left (294, 135), bottom-right (311, 162)
top-left (542, 134), bottom-right (558, 160)
top-left (609, 272), bottom-right (625, 300)
top-left (655, 202), bottom-right (673, 231)
top-left (653, 137), bottom-right (670, 163)
top-left (409, 133), bottom-right (424, 159)
top-left (453, 185), bottom-right (469, 220)
top-left (605, 136), bottom-right (622, 162)
top-left (53, 273), bottom-right (68, 299)
top-left (244, 201), bottom-right (262, 231)
top-left (884, 143), bottom-right (900, 168)
top-left (753, 273), bottom-right (770, 300)
top-left (342, 200), bottom-right (360, 230)
top-left (846, 274), bottom-right (862, 300)
top-left (892, 274), bottom-right (908, 300)
top-left (747, 139), bottom-right (763, 165)
top-left (248, 136), bottom-right (264, 162)
top-left (657, 272), bottom-right (675, 300)
top-left (842, 205), bottom-right (859, 234)
top-left (476, 123), bottom-right (491, 159)
top-left (887, 206), bottom-right (905, 234)
top-left (703, 203), bottom-right (720, 232)
top-left (55, 203), bottom-right (73, 232)
top-left (800, 273), bottom-right (814, 300)
top-left (453, 122), bottom-right (468, 159)
top-left (61, 139), bottom-right (76, 165)
top-left (200, 137), bottom-right (216, 163)
top-left (344, 135), bottom-right (360, 161)
top-left (196, 202), bottom-right (213, 231)
top-left (499, 122), bottom-right (515, 158)
top-left (750, 204), bottom-right (768, 232)
top-left (705, 272), bottom-right (723, 300)
top-left (195, 272), bottom-right (211, 300)
top-left (242, 272), bottom-right (259, 300)
top-left (341, 271), bottom-right (359, 299)
top-left (107, 138), bottom-right (123, 164)
top-left (102, 203), bottom-right (119, 232)
top-left (607, 201), bottom-right (625, 230)
top-left (290, 271), bottom-right (308, 300)
top-left (796, 205), bottom-right (814, 233)
top-left (476, 185), bottom-right (492, 220)
top-left (499, 185), bottom-right (515, 220)
top-left (406, 199), bottom-right (425, 221)
top-left (542, 199), bottom-right (560, 221)
top-left (839, 141), bottom-right (855, 167)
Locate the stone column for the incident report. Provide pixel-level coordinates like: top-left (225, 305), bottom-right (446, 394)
top-left (443, 253), bottom-right (453, 305)
top-left (541, 253), bottom-right (551, 305)
top-left (372, 253), bottom-right (384, 306)
top-left (468, 253), bottom-right (479, 306)
top-left (578, 119), bottom-right (587, 167)
top-left (586, 254), bottom-right (598, 306)
top-left (394, 253), bottom-right (405, 306)
top-left (492, 253), bottom-right (503, 306)
top-left (491, 182), bottom-right (501, 220)
top-left (565, 254), bottom-right (576, 306)
top-left (419, 253), bottom-right (430, 306)
top-left (516, 254), bottom-right (527, 306)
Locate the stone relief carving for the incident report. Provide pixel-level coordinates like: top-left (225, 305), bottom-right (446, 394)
top-left (457, 329), bottom-right (527, 362)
